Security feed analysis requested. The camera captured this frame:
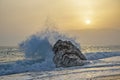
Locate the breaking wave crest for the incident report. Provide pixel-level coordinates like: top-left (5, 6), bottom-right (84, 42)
top-left (19, 26), bottom-right (80, 61)
top-left (19, 24), bottom-right (80, 67)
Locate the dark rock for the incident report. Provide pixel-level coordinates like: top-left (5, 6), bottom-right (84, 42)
top-left (52, 40), bottom-right (87, 67)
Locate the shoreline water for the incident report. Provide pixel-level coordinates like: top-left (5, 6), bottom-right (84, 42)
top-left (0, 46), bottom-right (120, 80)
top-left (93, 74), bottom-right (120, 80)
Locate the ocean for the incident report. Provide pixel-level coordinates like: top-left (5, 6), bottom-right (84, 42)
top-left (0, 29), bottom-right (120, 79)
top-left (0, 45), bottom-right (120, 76)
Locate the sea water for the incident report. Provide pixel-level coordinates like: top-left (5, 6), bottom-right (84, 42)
top-left (0, 45), bottom-right (120, 76)
top-left (0, 27), bottom-right (120, 76)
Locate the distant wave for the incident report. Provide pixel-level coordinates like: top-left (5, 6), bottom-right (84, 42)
top-left (85, 52), bottom-right (120, 60)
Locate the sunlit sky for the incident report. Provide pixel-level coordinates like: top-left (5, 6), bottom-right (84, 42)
top-left (0, 0), bottom-right (120, 46)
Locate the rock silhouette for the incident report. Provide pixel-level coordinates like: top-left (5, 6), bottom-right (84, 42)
top-left (53, 40), bottom-right (87, 67)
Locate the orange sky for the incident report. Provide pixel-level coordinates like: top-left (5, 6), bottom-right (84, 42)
top-left (0, 0), bottom-right (120, 46)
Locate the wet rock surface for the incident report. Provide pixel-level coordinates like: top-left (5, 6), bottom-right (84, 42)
top-left (52, 40), bottom-right (87, 67)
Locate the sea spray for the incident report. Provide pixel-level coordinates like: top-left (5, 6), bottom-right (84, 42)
top-left (0, 22), bottom-right (81, 75)
top-left (19, 23), bottom-right (80, 62)
top-left (19, 35), bottom-right (52, 60)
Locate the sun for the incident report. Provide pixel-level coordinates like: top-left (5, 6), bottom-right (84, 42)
top-left (85, 19), bottom-right (91, 24)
